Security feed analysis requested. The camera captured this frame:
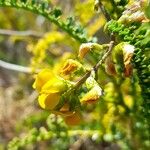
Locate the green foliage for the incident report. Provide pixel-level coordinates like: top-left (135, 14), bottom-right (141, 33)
top-left (0, 0), bottom-right (150, 150)
top-left (106, 18), bottom-right (150, 149)
top-left (0, 0), bottom-right (95, 43)
top-left (8, 115), bottom-right (68, 150)
top-left (106, 20), bottom-right (150, 117)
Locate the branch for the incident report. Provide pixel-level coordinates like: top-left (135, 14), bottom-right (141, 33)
top-left (75, 40), bottom-right (115, 88)
top-left (0, 29), bottom-right (43, 38)
top-left (54, 40), bottom-right (115, 111)
top-left (98, 0), bottom-right (111, 21)
top-left (0, 60), bottom-right (32, 73)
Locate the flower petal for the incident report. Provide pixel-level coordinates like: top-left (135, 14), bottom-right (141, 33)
top-left (33, 69), bottom-right (54, 92)
top-left (41, 76), bottom-right (67, 93)
top-left (38, 93), bottom-right (60, 110)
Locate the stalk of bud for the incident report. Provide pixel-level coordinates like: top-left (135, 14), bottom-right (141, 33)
top-left (105, 55), bottom-right (116, 76)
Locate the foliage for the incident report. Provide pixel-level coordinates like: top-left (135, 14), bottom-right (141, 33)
top-left (0, 0), bottom-right (149, 150)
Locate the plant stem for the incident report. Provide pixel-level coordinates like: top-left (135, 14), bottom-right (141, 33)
top-left (75, 40), bottom-right (115, 89)
top-left (0, 29), bottom-right (43, 38)
top-left (98, 0), bottom-right (111, 21)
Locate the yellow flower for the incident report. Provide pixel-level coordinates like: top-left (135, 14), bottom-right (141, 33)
top-left (80, 85), bottom-right (102, 104)
top-left (38, 92), bottom-right (60, 110)
top-left (38, 76), bottom-right (68, 110)
top-left (64, 111), bottom-right (82, 126)
top-left (60, 59), bottom-right (82, 75)
top-left (33, 69), bottom-right (69, 110)
top-left (33, 69), bottom-right (53, 92)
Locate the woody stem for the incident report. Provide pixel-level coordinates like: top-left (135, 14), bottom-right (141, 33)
top-left (74, 40), bottom-right (115, 89)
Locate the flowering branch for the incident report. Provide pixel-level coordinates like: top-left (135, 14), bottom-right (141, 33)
top-left (75, 40), bottom-right (115, 89)
top-left (54, 40), bottom-right (115, 111)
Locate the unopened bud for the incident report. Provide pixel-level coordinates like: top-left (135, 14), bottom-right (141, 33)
top-left (61, 59), bottom-right (82, 75)
top-left (105, 55), bottom-right (116, 76)
top-left (80, 85), bottom-right (102, 104)
top-left (78, 43), bottom-right (103, 59)
top-left (123, 44), bottom-right (134, 77)
top-left (78, 43), bottom-right (93, 59)
top-left (64, 112), bottom-right (82, 126)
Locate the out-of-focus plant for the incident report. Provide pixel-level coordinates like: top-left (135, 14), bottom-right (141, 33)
top-left (0, 0), bottom-right (150, 150)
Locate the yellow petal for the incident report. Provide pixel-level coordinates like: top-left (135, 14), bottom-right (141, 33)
top-left (33, 69), bottom-right (54, 92)
top-left (124, 95), bottom-right (134, 109)
top-left (41, 76), bottom-right (67, 93)
top-left (38, 93), bottom-right (60, 110)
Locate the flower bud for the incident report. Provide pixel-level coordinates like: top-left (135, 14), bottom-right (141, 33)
top-left (78, 43), bottom-right (103, 59)
top-left (105, 55), bottom-right (116, 76)
top-left (64, 111), bottom-right (82, 126)
top-left (123, 44), bottom-right (134, 77)
top-left (80, 85), bottom-right (102, 104)
top-left (78, 43), bottom-right (93, 59)
top-left (124, 95), bottom-right (134, 109)
top-left (60, 59), bottom-right (82, 75)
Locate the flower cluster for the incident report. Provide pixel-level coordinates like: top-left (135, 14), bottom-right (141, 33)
top-left (33, 69), bottom-right (69, 110)
top-left (33, 69), bottom-right (82, 125)
top-left (33, 43), bottom-right (105, 125)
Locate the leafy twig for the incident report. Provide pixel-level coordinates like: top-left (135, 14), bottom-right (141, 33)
top-left (0, 1), bottom-right (91, 43)
top-left (75, 40), bottom-right (115, 88)
top-left (54, 40), bottom-right (115, 110)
